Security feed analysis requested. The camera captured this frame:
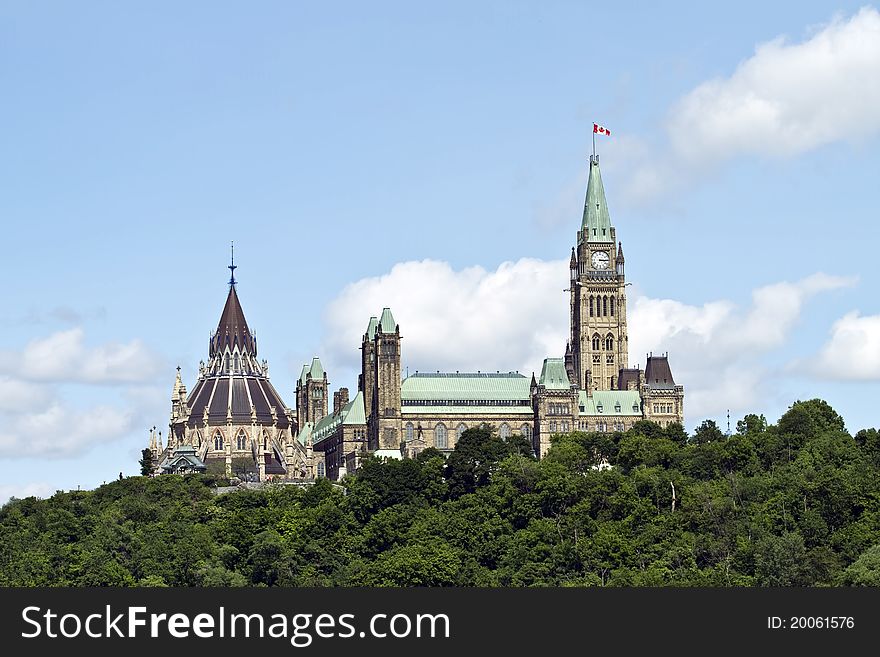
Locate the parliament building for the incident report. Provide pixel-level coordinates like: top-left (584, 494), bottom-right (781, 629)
top-left (148, 156), bottom-right (684, 480)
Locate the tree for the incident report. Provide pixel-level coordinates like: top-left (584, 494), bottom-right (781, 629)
top-left (139, 448), bottom-right (154, 476)
top-left (840, 544), bottom-right (880, 586)
top-left (736, 414), bottom-right (767, 436)
top-left (445, 426), bottom-right (516, 498)
top-left (692, 420), bottom-right (724, 444)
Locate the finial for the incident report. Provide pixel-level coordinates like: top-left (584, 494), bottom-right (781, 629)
top-left (228, 241), bottom-right (237, 287)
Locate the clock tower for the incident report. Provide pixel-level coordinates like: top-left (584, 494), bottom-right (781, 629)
top-left (566, 155), bottom-right (629, 392)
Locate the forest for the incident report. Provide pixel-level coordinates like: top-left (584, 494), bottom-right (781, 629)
top-left (1, 398), bottom-right (879, 587)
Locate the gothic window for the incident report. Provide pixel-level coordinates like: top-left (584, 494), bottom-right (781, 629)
top-left (561, 421), bottom-right (569, 432)
top-left (592, 334), bottom-right (601, 350)
top-left (592, 354), bottom-right (600, 364)
top-left (597, 422), bottom-right (607, 433)
top-left (234, 355), bottom-right (240, 372)
top-left (603, 296), bottom-right (608, 316)
top-left (236, 430), bottom-right (247, 450)
top-left (213, 431), bottom-right (224, 451)
top-left (610, 296), bottom-right (615, 316)
top-left (605, 335), bottom-right (613, 350)
top-left (405, 422), bottom-right (414, 441)
top-left (520, 424), bottom-right (531, 439)
top-left (435, 423), bottom-right (448, 449)
top-left (499, 423), bottom-right (511, 440)
top-left (606, 354), bottom-right (614, 364)
top-left (317, 461), bottom-right (325, 478)
top-left (263, 432), bottom-right (269, 450)
top-left (456, 423), bottom-right (467, 440)
top-left (549, 421), bottom-right (557, 433)
top-left (589, 295), bottom-right (594, 317)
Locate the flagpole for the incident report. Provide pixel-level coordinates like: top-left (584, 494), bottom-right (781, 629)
top-left (592, 128), bottom-right (596, 161)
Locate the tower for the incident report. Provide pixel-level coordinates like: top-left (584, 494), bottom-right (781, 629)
top-left (366, 308), bottom-right (402, 451)
top-left (296, 357), bottom-right (328, 426)
top-left (569, 155), bottom-right (629, 392)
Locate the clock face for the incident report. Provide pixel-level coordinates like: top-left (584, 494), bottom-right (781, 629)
top-left (591, 251), bottom-right (610, 270)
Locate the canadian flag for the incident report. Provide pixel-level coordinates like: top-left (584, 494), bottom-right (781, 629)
top-left (593, 123), bottom-right (611, 136)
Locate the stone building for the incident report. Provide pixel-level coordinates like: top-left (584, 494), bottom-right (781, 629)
top-left (148, 155), bottom-right (683, 480)
top-left (149, 262), bottom-right (315, 480)
top-left (311, 155), bottom-right (685, 476)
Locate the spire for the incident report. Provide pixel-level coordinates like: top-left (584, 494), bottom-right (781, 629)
top-left (210, 252), bottom-right (255, 358)
top-left (581, 156), bottom-right (613, 242)
top-left (171, 366), bottom-right (183, 402)
top-left (228, 241), bottom-right (237, 288)
top-left (569, 246), bottom-right (577, 267)
top-left (617, 241), bottom-right (625, 262)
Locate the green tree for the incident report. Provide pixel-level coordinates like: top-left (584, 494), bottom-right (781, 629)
top-left (139, 448), bottom-right (154, 476)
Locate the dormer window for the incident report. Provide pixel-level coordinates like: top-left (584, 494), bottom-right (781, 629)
top-left (597, 404), bottom-right (603, 413)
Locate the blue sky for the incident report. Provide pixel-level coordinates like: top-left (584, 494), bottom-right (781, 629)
top-left (2, 1), bottom-right (879, 500)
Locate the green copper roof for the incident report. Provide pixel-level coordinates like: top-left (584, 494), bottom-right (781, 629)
top-left (578, 390), bottom-right (642, 416)
top-left (378, 307), bottom-right (396, 333)
top-left (296, 422), bottom-right (313, 445)
top-left (366, 316), bottom-right (378, 341)
top-left (298, 364), bottom-right (309, 385)
top-left (309, 357), bottom-right (324, 381)
top-left (581, 157), bottom-right (613, 243)
top-left (401, 405), bottom-right (532, 415)
top-left (538, 358), bottom-right (572, 389)
top-left (312, 391), bottom-right (366, 444)
top-left (401, 372), bottom-right (530, 401)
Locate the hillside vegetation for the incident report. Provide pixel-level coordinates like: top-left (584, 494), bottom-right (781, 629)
top-left (2, 399), bottom-right (879, 586)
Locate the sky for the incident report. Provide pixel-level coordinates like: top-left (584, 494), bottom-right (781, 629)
top-left (2, 1), bottom-right (879, 501)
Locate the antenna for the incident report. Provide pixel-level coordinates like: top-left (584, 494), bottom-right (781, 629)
top-left (228, 241), bottom-right (237, 287)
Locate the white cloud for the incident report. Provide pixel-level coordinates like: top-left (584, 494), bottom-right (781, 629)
top-left (612, 7), bottom-right (880, 204)
top-left (323, 258), bottom-right (569, 378)
top-left (0, 482), bottom-right (56, 504)
top-left (812, 311), bottom-right (880, 380)
top-left (0, 402), bottom-right (135, 459)
top-left (322, 260), bottom-right (853, 422)
top-left (0, 376), bottom-right (53, 412)
top-left (629, 273), bottom-right (855, 417)
top-left (0, 327), bottom-right (165, 461)
top-left (671, 8), bottom-right (880, 162)
top-left (2, 328), bottom-right (164, 384)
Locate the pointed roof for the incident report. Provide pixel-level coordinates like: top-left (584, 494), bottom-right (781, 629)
top-left (298, 364), bottom-right (309, 385)
top-left (378, 307), bottom-right (397, 333)
top-left (538, 358), bottom-right (572, 389)
top-left (581, 156), bottom-right (613, 243)
top-left (309, 357), bottom-right (324, 381)
top-left (365, 316), bottom-right (378, 341)
top-left (210, 285), bottom-right (256, 357)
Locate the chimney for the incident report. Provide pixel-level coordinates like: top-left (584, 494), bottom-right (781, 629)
top-left (333, 387), bottom-right (350, 415)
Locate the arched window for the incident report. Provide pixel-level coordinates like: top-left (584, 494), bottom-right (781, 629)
top-left (610, 296), bottom-right (615, 316)
top-left (499, 423), bottom-right (511, 440)
top-left (236, 430), bottom-right (247, 450)
top-left (263, 432), bottom-right (269, 450)
top-left (213, 431), bottom-right (224, 451)
top-left (592, 334), bottom-right (601, 350)
top-left (435, 423), bottom-right (448, 449)
top-left (589, 295), bottom-right (594, 317)
top-left (603, 296), bottom-right (608, 316)
top-left (234, 355), bottom-right (240, 372)
top-left (605, 335), bottom-right (614, 351)
top-left (456, 423), bottom-right (467, 440)
top-left (520, 423), bottom-right (531, 439)
top-left (405, 422), bottom-right (414, 441)
top-left (317, 461), bottom-right (325, 478)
